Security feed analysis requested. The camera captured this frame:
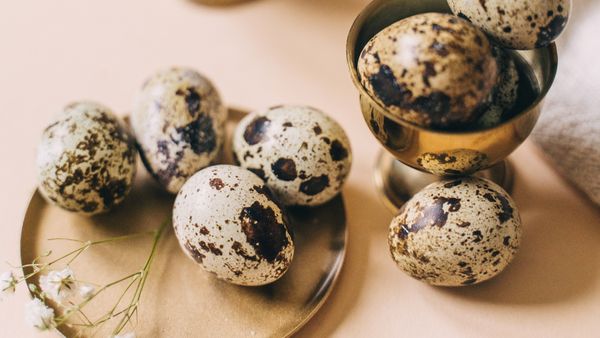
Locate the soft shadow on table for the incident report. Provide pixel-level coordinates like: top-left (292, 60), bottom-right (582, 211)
top-left (86, 175), bottom-right (174, 237)
top-left (188, 0), bottom-right (368, 10)
top-left (435, 165), bottom-right (600, 305)
top-left (187, 0), bottom-right (258, 7)
top-left (295, 182), bottom-right (392, 338)
top-left (286, 0), bottom-right (370, 14)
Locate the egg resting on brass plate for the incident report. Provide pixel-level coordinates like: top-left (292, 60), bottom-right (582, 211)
top-left (388, 177), bottom-right (521, 286)
top-left (173, 165), bottom-right (294, 286)
top-left (36, 101), bottom-right (137, 215)
top-left (358, 13), bottom-right (498, 129)
top-left (233, 105), bottom-right (352, 206)
top-left (132, 67), bottom-right (227, 194)
top-left (477, 46), bottom-right (520, 128)
top-left (448, 0), bottom-right (570, 49)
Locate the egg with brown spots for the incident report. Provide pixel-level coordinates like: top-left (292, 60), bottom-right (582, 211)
top-left (358, 13), bottom-right (498, 129)
top-left (132, 67), bottom-right (227, 194)
top-left (36, 101), bottom-right (137, 215)
top-left (173, 165), bottom-right (294, 286)
top-left (233, 105), bottom-right (352, 206)
top-left (477, 46), bottom-right (520, 128)
top-left (448, 0), bottom-right (570, 49)
top-left (388, 177), bottom-right (521, 286)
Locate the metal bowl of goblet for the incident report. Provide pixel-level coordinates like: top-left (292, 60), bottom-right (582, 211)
top-left (346, 0), bottom-right (558, 211)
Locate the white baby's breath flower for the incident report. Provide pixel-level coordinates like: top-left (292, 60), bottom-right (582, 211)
top-left (113, 332), bottom-right (136, 338)
top-left (40, 267), bottom-right (76, 303)
top-left (1, 271), bottom-right (17, 300)
top-left (25, 298), bottom-right (55, 330)
top-left (79, 284), bottom-right (95, 299)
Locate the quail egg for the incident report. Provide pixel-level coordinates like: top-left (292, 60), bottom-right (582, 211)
top-left (358, 13), bottom-right (498, 129)
top-left (173, 165), bottom-right (294, 286)
top-left (233, 105), bottom-right (352, 206)
top-left (388, 177), bottom-right (521, 286)
top-left (36, 101), bottom-right (137, 215)
top-left (448, 0), bottom-right (570, 49)
top-left (477, 47), bottom-right (520, 128)
top-left (132, 67), bottom-right (227, 194)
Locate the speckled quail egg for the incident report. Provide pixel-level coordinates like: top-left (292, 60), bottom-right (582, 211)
top-left (358, 13), bottom-right (498, 129)
top-left (477, 47), bottom-right (520, 128)
top-left (36, 101), bottom-right (137, 215)
top-left (173, 165), bottom-right (294, 286)
top-left (233, 105), bottom-right (352, 206)
top-left (132, 67), bottom-right (227, 194)
top-left (388, 177), bottom-right (521, 286)
top-left (448, 0), bottom-right (570, 49)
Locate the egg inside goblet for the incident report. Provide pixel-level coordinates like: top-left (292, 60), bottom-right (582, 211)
top-left (346, 0), bottom-right (558, 212)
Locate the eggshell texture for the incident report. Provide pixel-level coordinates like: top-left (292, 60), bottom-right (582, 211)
top-left (132, 67), bottom-right (227, 194)
top-left (388, 177), bottom-right (521, 286)
top-left (233, 105), bottom-right (352, 206)
top-left (416, 149), bottom-right (489, 176)
top-left (36, 102), bottom-right (137, 215)
top-left (358, 13), bottom-right (497, 129)
top-left (448, 0), bottom-right (570, 49)
top-left (173, 165), bottom-right (294, 286)
top-left (477, 47), bottom-right (520, 128)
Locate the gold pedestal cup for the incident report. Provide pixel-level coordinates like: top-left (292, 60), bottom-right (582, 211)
top-left (346, 0), bottom-right (558, 212)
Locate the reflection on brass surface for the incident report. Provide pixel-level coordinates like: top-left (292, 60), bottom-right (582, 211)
top-left (347, 0), bottom-right (557, 208)
top-left (20, 108), bottom-right (347, 337)
top-left (416, 150), bottom-right (488, 176)
top-left (374, 151), bottom-right (514, 213)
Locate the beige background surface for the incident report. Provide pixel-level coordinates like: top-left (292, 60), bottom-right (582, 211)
top-left (0, 0), bottom-right (599, 337)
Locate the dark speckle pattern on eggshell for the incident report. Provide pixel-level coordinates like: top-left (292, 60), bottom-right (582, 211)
top-left (448, 0), bottom-right (570, 49)
top-left (358, 13), bottom-right (498, 129)
top-left (36, 102), bottom-right (137, 215)
top-left (172, 165), bottom-right (294, 286)
top-left (132, 67), bottom-right (227, 194)
top-left (233, 105), bottom-right (352, 206)
top-left (476, 46), bottom-right (521, 128)
top-left (388, 177), bottom-right (521, 286)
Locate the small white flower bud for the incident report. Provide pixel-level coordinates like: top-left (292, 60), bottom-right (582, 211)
top-left (79, 284), bottom-right (95, 299)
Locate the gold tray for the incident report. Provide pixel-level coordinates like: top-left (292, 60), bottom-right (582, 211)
top-left (20, 108), bottom-right (347, 337)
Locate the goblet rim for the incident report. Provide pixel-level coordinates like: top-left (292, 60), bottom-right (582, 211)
top-left (345, 0), bottom-right (559, 136)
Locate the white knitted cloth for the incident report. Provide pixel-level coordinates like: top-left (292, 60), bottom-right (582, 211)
top-left (532, 0), bottom-right (600, 205)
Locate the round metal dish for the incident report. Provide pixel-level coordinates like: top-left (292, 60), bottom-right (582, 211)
top-left (20, 108), bottom-right (347, 337)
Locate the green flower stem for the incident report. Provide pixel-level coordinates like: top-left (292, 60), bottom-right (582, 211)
top-left (112, 217), bottom-right (170, 335)
top-left (14, 214), bottom-right (172, 336)
top-left (18, 231), bottom-right (157, 285)
top-left (54, 272), bottom-right (141, 324)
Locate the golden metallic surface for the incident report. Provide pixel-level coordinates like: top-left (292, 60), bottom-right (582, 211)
top-left (374, 151), bottom-right (514, 213)
top-left (20, 108), bottom-right (347, 338)
top-left (346, 0), bottom-right (558, 209)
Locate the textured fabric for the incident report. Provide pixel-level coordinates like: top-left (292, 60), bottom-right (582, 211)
top-left (532, 0), bottom-right (600, 206)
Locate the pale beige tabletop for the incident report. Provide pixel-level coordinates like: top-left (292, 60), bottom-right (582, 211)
top-left (1, 1), bottom-right (599, 337)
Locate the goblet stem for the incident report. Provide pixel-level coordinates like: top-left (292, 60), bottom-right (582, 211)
top-left (374, 151), bottom-right (514, 213)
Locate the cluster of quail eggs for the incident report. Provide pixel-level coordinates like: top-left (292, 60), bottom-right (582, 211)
top-left (35, 67), bottom-right (352, 286)
top-left (358, 0), bottom-right (570, 131)
top-left (174, 104), bottom-right (351, 286)
top-left (357, 0), bottom-right (569, 286)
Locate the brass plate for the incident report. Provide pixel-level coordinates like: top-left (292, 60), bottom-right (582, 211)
top-left (20, 108), bottom-right (347, 337)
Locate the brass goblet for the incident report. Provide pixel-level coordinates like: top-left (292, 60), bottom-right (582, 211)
top-left (346, 0), bottom-right (558, 212)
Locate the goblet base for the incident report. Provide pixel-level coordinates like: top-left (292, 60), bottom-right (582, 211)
top-left (374, 151), bottom-right (514, 213)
